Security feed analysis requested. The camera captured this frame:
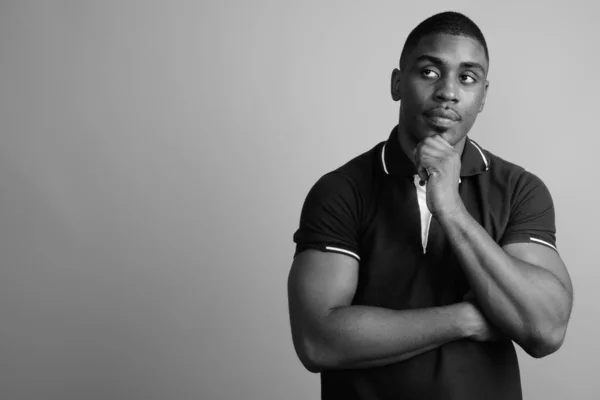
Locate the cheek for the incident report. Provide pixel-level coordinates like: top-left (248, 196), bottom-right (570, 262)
top-left (470, 90), bottom-right (486, 110)
top-left (402, 96), bottom-right (427, 120)
top-left (461, 93), bottom-right (485, 120)
top-left (404, 80), bottom-right (431, 103)
top-left (463, 108), bottom-right (479, 122)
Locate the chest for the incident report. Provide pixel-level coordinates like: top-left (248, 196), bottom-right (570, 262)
top-left (353, 175), bottom-right (511, 308)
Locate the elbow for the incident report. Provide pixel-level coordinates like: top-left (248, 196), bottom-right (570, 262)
top-left (297, 345), bottom-right (325, 374)
top-left (293, 334), bottom-right (338, 373)
top-left (523, 323), bottom-right (567, 359)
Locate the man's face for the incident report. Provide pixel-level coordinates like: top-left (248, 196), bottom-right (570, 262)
top-left (393, 34), bottom-right (489, 146)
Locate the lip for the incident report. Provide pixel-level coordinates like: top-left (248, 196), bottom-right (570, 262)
top-left (425, 115), bottom-right (458, 128)
top-left (424, 108), bottom-right (460, 128)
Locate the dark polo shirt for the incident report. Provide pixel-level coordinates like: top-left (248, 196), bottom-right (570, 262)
top-left (293, 126), bottom-right (557, 400)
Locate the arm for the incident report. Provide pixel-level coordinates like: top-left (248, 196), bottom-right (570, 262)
top-left (438, 208), bottom-right (573, 358)
top-left (415, 136), bottom-right (573, 358)
top-left (287, 249), bottom-right (492, 373)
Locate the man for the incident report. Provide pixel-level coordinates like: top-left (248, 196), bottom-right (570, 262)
top-left (287, 11), bottom-right (573, 400)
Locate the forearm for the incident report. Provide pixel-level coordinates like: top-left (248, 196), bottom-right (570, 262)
top-left (306, 302), bottom-right (473, 371)
top-left (438, 205), bottom-right (570, 355)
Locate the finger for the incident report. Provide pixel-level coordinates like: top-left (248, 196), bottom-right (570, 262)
top-left (431, 134), bottom-right (454, 148)
top-left (416, 164), bottom-right (428, 183)
top-left (414, 137), bottom-right (449, 182)
top-left (413, 145), bottom-right (427, 182)
top-left (417, 145), bottom-right (446, 161)
top-left (415, 138), bottom-right (448, 161)
top-left (414, 151), bottom-right (435, 182)
top-left (421, 136), bottom-right (451, 152)
top-left (415, 147), bottom-right (445, 181)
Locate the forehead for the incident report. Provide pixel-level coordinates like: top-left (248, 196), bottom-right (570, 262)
top-left (407, 34), bottom-right (488, 71)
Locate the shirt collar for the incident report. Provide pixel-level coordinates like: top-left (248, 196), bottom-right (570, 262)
top-left (381, 126), bottom-right (489, 178)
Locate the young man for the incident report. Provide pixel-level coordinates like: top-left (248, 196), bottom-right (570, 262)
top-left (287, 11), bottom-right (573, 400)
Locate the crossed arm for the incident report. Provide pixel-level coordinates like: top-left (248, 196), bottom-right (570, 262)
top-left (437, 207), bottom-right (573, 358)
top-left (287, 250), bottom-right (486, 373)
top-left (287, 228), bottom-right (573, 373)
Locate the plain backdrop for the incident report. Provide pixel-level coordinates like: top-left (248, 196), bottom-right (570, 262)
top-left (0, 1), bottom-right (598, 399)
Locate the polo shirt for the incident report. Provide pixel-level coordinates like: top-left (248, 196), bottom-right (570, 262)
top-left (292, 126), bottom-right (557, 400)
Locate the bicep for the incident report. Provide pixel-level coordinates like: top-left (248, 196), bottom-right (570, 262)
top-left (503, 242), bottom-right (573, 297)
top-left (287, 249), bottom-right (359, 340)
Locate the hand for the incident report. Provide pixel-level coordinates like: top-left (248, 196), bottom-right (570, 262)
top-left (462, 292), bottom-right (506, 342)
top-left (413, 135), bottom-right (463, 217)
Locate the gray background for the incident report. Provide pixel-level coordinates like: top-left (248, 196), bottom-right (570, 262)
top-left (0, 1), bottom-right (597, 399)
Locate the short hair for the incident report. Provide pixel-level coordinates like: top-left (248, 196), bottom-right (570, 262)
top-left (399, 11), bottom-right (489, 70)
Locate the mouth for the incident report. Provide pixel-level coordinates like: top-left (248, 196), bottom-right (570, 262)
top-left (424, 108), bottom-right (460, 128)
top-left (425, 115), bottom-right (458, 128)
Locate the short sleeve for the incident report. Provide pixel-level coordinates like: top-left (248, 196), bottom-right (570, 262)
top-left (499, 172), bottom-right (557, 252)
top-left (293, 172), bottom-right (361, 261)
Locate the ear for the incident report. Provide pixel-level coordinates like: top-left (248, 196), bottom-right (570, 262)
top-left (478, 80), bottom-right (489, 113)
top-left (391, 68), bottom-right (402, 101)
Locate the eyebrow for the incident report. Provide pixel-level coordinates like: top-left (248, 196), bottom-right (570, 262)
top-left (414, 55), bottom-right (487, 75)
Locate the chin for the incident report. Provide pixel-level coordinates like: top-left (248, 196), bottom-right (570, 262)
top-left (408, 121), bottom-right (461, 145)
top-left (419, 125), bottom-right (452, 140)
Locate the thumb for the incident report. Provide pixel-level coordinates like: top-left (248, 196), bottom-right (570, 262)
top-left (417, 165), bottom-right (428, 184)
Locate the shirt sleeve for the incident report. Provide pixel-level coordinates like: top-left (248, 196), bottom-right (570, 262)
top-left (293, 172), bottom-right (361, 261)
top-left (499, 171), bottom-right (557, 252)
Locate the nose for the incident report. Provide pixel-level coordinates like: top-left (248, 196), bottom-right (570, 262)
top-left (434, 77), bottom-right (458, 103)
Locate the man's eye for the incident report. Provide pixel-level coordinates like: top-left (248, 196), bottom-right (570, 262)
top-left (421, 69), bottom-right (439, 78)
top-left (460, 75), bottom-right (476, 84)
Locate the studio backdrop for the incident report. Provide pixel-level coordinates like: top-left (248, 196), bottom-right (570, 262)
top-left (0, 1), bottom-right (597, 399)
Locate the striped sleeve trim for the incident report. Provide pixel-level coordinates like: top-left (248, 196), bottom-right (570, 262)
top-left (324, 246), bottom-right (361, 261)
top-left (530, 237), bottom-right (558, 251)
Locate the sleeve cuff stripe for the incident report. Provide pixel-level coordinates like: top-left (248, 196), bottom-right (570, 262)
top-left (325, 246), bottom-right (361, 261)
top-left (530, 237), bottom-right (557, 251)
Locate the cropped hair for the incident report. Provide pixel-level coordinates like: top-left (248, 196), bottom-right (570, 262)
top-left (399, 11), bottom-right (489, 69)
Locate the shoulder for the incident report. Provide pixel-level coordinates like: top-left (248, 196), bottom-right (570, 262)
top-left (484, 148), bottom-right (549, 188)
top-left (293, 142), bottom-right (383, 259)
top-left (304, 141), bottom-right (384, 203)
top-left (483, 148), bottom-right (554, 207)
top-left (484, 148), bottom-right (558, 249)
